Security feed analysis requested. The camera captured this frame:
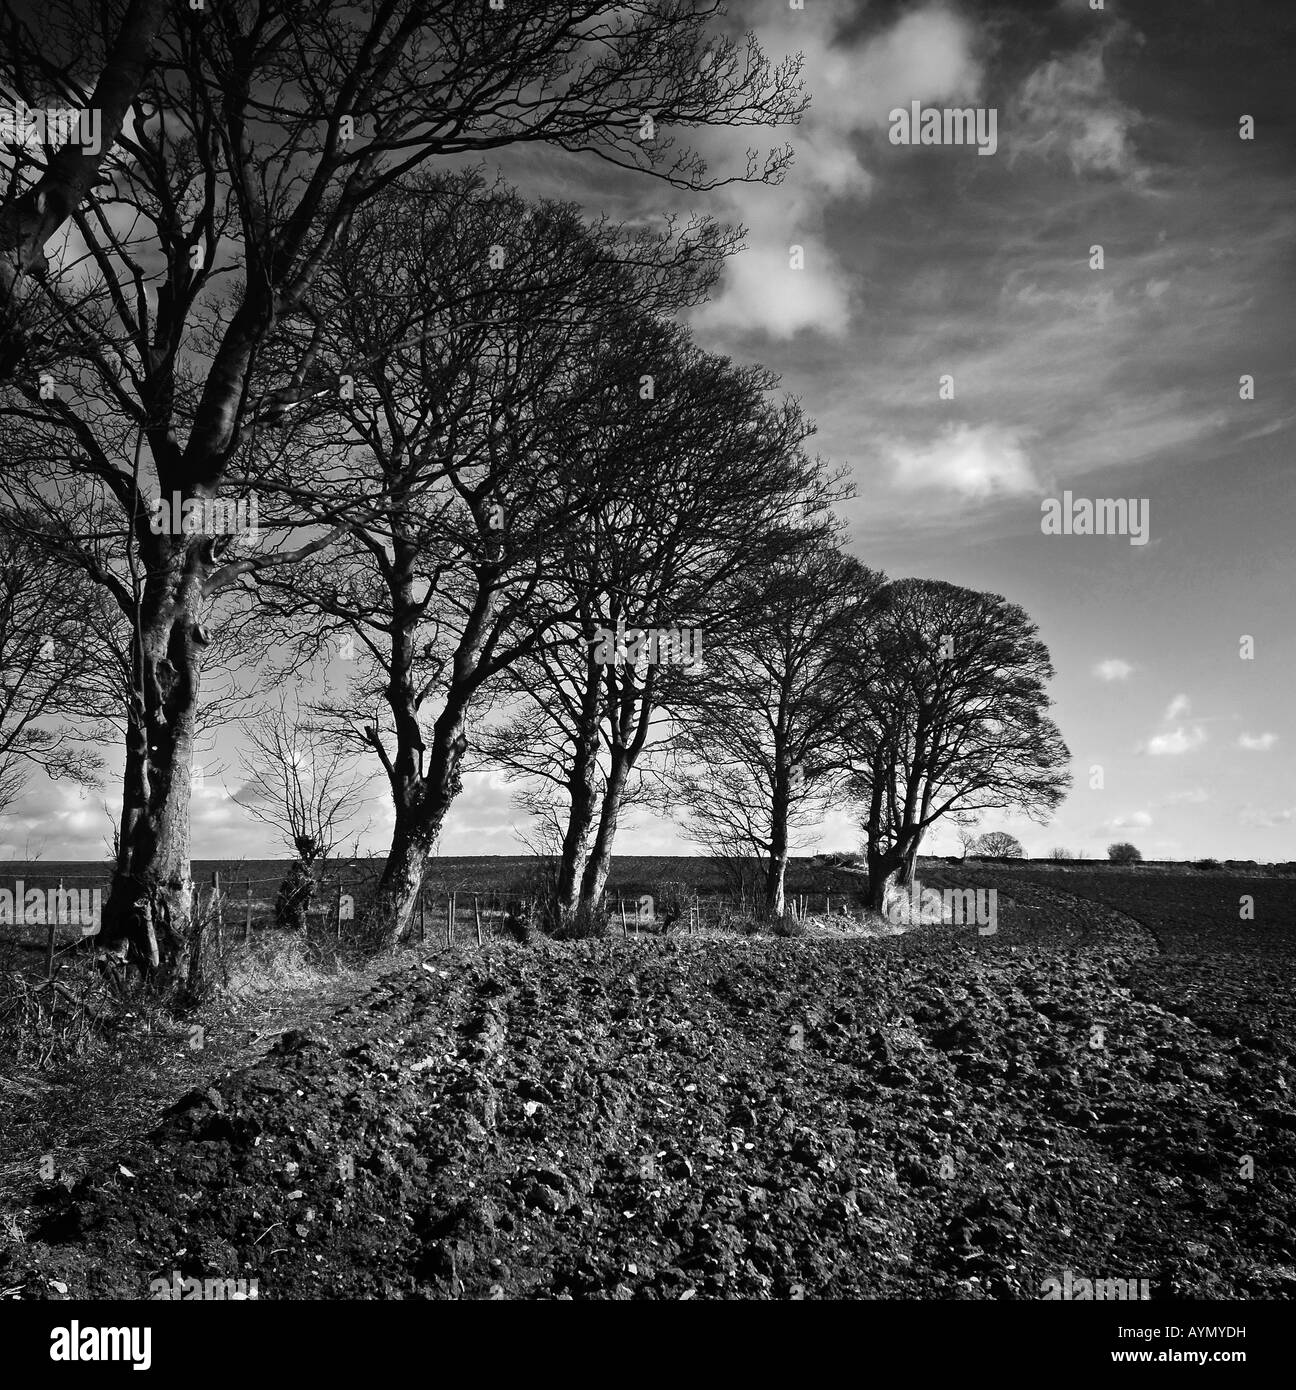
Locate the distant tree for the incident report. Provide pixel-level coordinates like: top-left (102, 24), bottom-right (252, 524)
top-left (482, 311), bottom-right (836, 929)
top-left (232, 694), bottom-right (370, 866)
top-left (979, 831), bottom-right (1025, 859)
top-left (957, 826), bottom-right (982, 859)
top-left (1108, 842), bottom-right (1143, 865)
top-left (675, 545), bottom-right (886, 918)
top-left (230, 695), bottom-right (371, 931)
top-left (845, 580), bottom-right (1071, 910)
top-left (1048, 846), bottom-right (1073, 861)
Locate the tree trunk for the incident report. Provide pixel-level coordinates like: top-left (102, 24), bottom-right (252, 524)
top-left (765, 784), bottom-right (790, 916)
top-left (577, 753), bottom-right (630, 912)
top-left (765, 849), bottom-right (788, 917)
top-left (372, 815), bottom-right (437, 947)
top-left (370, 694), bottom-right (469, 949)
top-left (556, 739), bottom-right (600, 922)
top-left (896, 830), bottom-right (923, 888)
top-left (864, 843), bottom-right (904, 912)
top-left (97, 547), bottom-right (209, 978)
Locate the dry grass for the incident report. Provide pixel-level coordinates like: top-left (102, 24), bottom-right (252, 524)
top-left (0, 922), bottom-right (389, 1221)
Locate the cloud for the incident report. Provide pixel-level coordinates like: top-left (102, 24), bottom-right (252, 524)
top-left (1007, 39), bottom-right (1144, 180)
top-left (1094, 659), bottom-right (1133, 681)
top-left (693, 2), bottom-right (983, 340)
top-left (886, 422), bottom-right (1038, 500)
top-left (1162, 788), bottom-right (1209, 806)
top-left (847, 5), bottom-right (983, 127)
top-left (1105, 811), bottom-right (1153, 830)
top-left (1239, 805), bottom-right (1296, 830)
top-left (690, 240), bottom-right (852, 338)
top-left (1164, 694), bottom-right (1191, 721)
top-left (1146, 726), bottom-right (1206, 756)
top-left (1238, 732), bottom-right (1278, 752)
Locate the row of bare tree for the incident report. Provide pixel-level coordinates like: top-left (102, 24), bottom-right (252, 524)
top-left (0, 1), bottom-right (1070, 976)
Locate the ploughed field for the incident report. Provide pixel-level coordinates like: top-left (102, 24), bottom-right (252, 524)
top-left (2, 865), bottom-right (1293, 1299)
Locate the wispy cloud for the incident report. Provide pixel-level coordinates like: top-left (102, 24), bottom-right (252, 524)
top-left (1104, 810), bottom-right (1153, 830)
top-left (1094, 659), bottom-right (1133, 682)
top-left (1006, 37), bottom-right (1145, 182)
top-left (1238, 732), bottom-right (1278, 752)
top-left (1162, 788), bottom-right (1209, 806)
top-left (1239, 805), bottom-right (1296, 830)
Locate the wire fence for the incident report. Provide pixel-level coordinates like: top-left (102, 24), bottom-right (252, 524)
top-left (0, 866), bottom-right (856, 979)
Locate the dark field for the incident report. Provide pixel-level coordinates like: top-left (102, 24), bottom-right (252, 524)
top-left (1, 860), bottom-right (1293, 1300)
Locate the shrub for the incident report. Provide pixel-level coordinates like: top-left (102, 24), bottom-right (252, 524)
top-left (713, 905), bottom-right (760, 935)
top-left (650, 879), bottom-right (692, 933)
top-left (502, 898), bottom-right (539, 944)
top-left (1107, 842), bottom-right (1143, 865)
top-left (274, 859), bottom-right (316, 931)
top-left (1194, 858), bottom-right (1221, 871)
top-left (772, 911), bottom-right (806, 938)
top-left (549, 900), bottom-right (610, 940)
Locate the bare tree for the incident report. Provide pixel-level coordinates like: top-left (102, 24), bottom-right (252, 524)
top-left (482, 319), bottom-right (837, 926)
top-left (674, 544), bottom-right (885, 917)
top-left (846, 579), bottom-right (1071, 909)
top-left (252, 176), bottom-right (721, 945)
top-left (0, 512), bottom-right (119, 810)
top-left (230, 693), bottom-right (370, 930)
top-left (957, 825), bottom-right (982, 859)
top-left (231, 693), bottom-right (369, 864)
top-left (0, 0), bottom-right (169, 370)
top-left (0, 1), bottom-right (805, 972)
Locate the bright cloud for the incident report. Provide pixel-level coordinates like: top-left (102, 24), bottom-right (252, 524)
top-left (887, 422), bottom-right (1038, 500)
top-left (1146, 726), bottom-right (1206, 756)
top-left (689, 240), bottom-right (851, 338)
top-left (1094, 659), bottom-right (1133, 681)
top-left (693, 1), bottom-right (982, 340)
top-left (1238, 732), bottom-right (1278, 751)
top-left (1164, 694), bottom-right (1191, 721)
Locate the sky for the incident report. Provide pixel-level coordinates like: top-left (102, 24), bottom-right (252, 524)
top-left (5, 0), bottom-right (1294, 865)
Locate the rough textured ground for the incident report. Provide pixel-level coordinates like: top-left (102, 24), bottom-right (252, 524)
top-left (2, 867), bottom-right (1293, 1300)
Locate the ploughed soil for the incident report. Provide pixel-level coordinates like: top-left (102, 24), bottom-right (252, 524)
top-left (2, 866), bottom-right (1294, 1300)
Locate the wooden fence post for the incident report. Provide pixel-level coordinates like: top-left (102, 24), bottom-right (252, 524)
top-left (211, 872), bottom-right (223, 955)
top-left (419, 888), bottom-right (426, 943)
top-left (445, 895), bottom-right (452, 948)
top-left (245, 878), bottom-right (253, 941)
top-left (336, 882), bottom-right (344, 940)
top-left (474, 894), bottom-right (482, 946)
top-left (45, 881), bottom-right (57, 978)
top-left (619, 897), bottom-right (628, 938)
